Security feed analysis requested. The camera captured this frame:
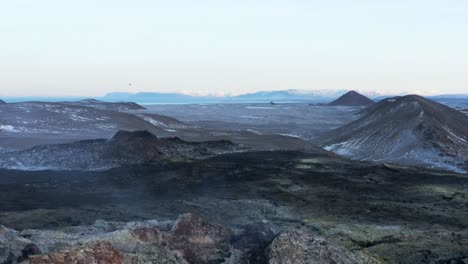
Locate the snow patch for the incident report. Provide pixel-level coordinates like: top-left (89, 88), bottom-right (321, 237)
top-left (278, 133), bottom-right (301, 138)
top-left (443, 126), bottom-right (467, 144)
top-left (324, 141), bottom-right (353, 156)
top-left (0, 125), bottom-right (20, 132)
top-left (246, 129), bottom-right (262, 135)
top-left (245, 106), bottom-right (277, 110)
top-left (240, 115), bottom-right (263, 119)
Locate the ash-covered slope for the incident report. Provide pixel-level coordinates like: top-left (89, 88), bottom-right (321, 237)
top-left (321, 95), bottom-right (468, 173)
top-left (328, 91), bottom-right (375, 106)
top-left (63, 99), bottom-right (146, 111)
top-left (0, 101), bottom-right (161, 136)
top-left (0, 130), bottom-right (246, 170)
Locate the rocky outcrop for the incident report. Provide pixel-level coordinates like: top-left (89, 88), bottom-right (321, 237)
top-left (169, 214), bottom-right (233, 263)
top-left (232, 221), bottom-right (277, 263)
top-left (0, 214), bottom-right (377, 264)
top-left (267, 230), bottom-right (376, 264)
top-left (0, 225), bottom-right (40, 263)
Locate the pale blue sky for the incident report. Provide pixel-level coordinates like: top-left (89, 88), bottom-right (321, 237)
top-left (0, 0), bottom-right (467, 96)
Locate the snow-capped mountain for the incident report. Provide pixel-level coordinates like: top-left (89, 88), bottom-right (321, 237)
top-left (321, 95), bottom-right (468, 173)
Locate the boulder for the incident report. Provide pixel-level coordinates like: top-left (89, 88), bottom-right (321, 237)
top-left (267, 230), bottom-right (376, 264)
top-left (169, 213), bottom-right (233, 264)
top-left (27, 241), bottom-right (124, 264)
top-left (0, 225), bottom-right (40, 263)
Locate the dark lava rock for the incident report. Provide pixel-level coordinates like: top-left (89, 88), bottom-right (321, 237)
top-left (0, 130), bottom-right (246, 170)
top-left (110, 129), bottom-right (158, 143)
top-left (232, 221), bottom-right (277, 264)
top-left (17, 243), bottom-right (42, 262)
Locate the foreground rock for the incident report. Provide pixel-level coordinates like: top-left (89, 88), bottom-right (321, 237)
top-left (1, 151), bottom-right (467, 263)
top-left (268, 230), bottom-right (377, 264)
top-left (27, 242), bottom-right (127, 264)
top-left (169, 214), bottom-right (233, 263)
top-left (0, 214), bottom-right (374, 264)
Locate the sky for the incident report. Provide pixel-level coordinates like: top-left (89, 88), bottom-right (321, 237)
top-left (0, 0), bottom-right (467, 97)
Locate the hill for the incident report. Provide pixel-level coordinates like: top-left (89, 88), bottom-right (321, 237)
top-left (328, 91), bottom-right (375, 106)
top-left (321, 95), bottom-right (468, 173)
top-left (0, 101), bottom-right (160, 136)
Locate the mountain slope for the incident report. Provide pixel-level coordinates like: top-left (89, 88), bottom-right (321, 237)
top-left (328, 91), bottom-right (375, 106)
top-left (0, 101), bottom-right (189, 138)
top-left (0, 130), bottom-right (246, 170)
top-left (321, 95), bottom-right (468, 173)
top-left (63, 99), bottom-right (146, 111)
top-left (0, 101), bottom-right (161, 137)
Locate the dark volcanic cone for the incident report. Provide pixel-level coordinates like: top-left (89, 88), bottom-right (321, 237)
top-left (321, 95), bottom-right (468, 173)
top-left (328, 91), bottom-right (375, 106)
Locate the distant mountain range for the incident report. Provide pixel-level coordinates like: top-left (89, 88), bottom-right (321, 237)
top-left (100, 90), bottom-right (351, 104)
top-left (0, 90), bottom-right (348, 104)
top-left (2, 90), bottom-right (467, 104)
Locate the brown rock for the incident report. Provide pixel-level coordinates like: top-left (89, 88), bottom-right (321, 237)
top-left (130, 227), bottom-right (163, 242)
top-left (27, 241), bottom-right (125, 264)
top-left (267, 230), bottom-right (375, 264)
top-left (169, 213), bottom-right (233, 264)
